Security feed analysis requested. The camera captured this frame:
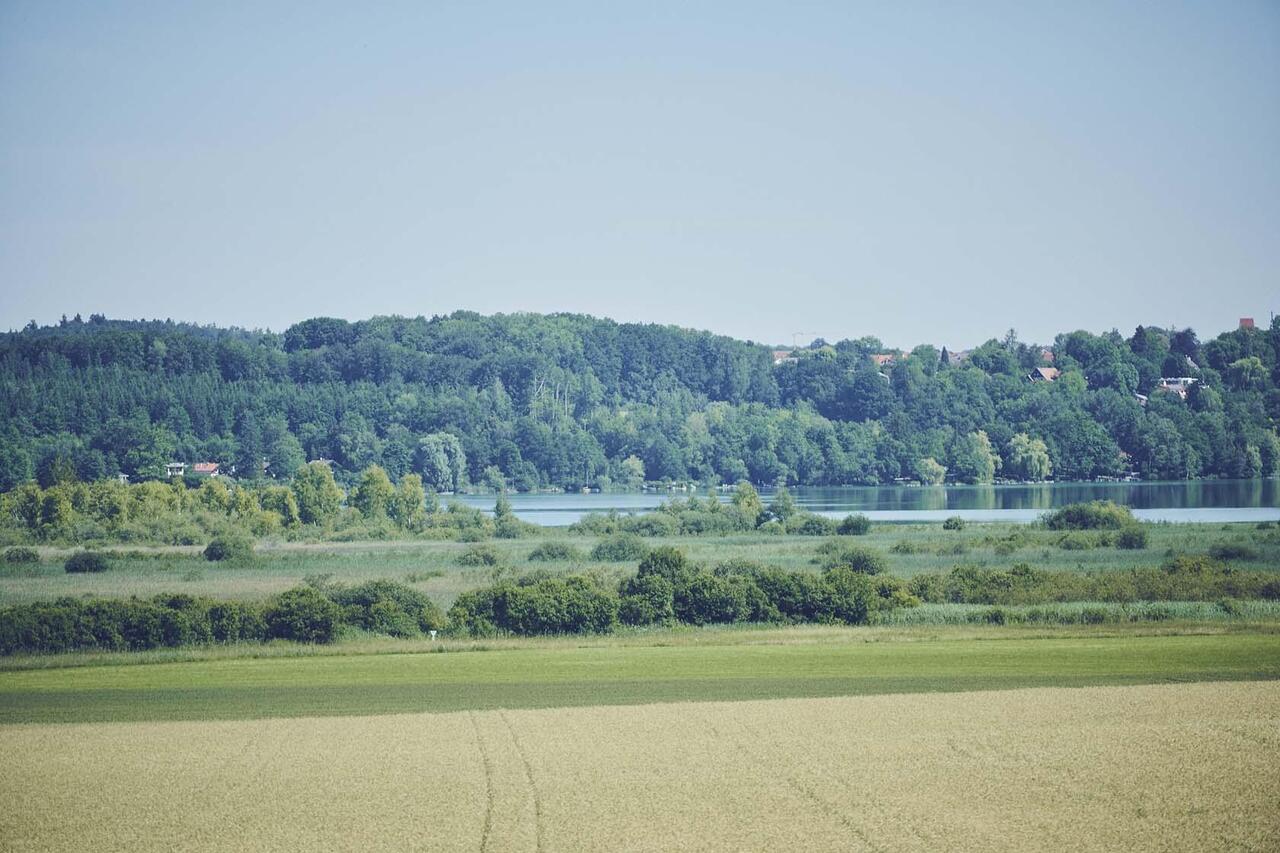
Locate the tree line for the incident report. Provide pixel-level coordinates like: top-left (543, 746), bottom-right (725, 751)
top-left (1, 311), bottom-right (1278, 492)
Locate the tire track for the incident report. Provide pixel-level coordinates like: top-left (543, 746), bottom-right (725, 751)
top-left (713, 718), bottom-right (887, 853)
top-left (498, 710), bottom-right (544, 853)
top-left (469, 712), bottom-right (497, 853)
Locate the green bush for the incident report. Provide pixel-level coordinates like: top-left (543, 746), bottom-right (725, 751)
top-left (265, 587), bottom-right (342, 643)
top-left (837, 514), bottom-right (872, 536)
top-left (495, 516), bottom-right (539, 540)
top-left (203, 533), bottom-right (254, 562)
top-left (329, 579), bottom-right (445, 636)
top-left (2, 546), bottom-right (39, 564)
top-left (527, 541), bottom-right (583, 562)
top-left (1115, 527), bottom-right (1149, 550)
top-left (621, 513), bottom-right (680, 537)
top-left (590, 533), bottom-right (650, 562)
top-left (618, 573), bottom-right (676, 625)
top-left (785, 513), bottom-right (838, 536)
top-left (449, 575), bottom-right (619, 636)
top-left (0, 596), bottom-right (267, 655)
top-left (819, 567), bottom-right (875, 624)
top-left (64, 551), bottom-right (110, 573)
top-left (457, 543), bottom-right (502, 566)
top-left (890, 540), bottom-right (920, 554)
top-left (818, 545), bottom-right (888, 575)
top-left (1056, 532), bottom-right (1096, 551)
top-left (673, 572), bottom-right (758, 625)
top-left (637, 546), bottom-right (690, 581)
top-left (942, 516), bottom-right (966, 531)
top-left (1043, 501), bottom-right (1133, 530)
top-left (1208, 542), bottom-right (1258, 561)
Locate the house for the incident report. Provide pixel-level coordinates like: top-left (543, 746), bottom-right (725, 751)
top-left (1133, 393), bottom-right (1149, 407)
top-left (116, 473), bottom-right (130, 485)
top-left (192, 462), bottom-right (221, 477)
top-left (771, 350), bottom-right (797, 366)
top-left (165, 462), bottom-right (186, 478)
top-left (946, 349), bottom-right (973, 365)
top-left (1156, 377), bottom-right (1198, 398)
top-left (1040, 348), bottom-right (1055, 364)
top-left (1240, 317), bottom-right (1255, 329)
top-left (870, 353), bottom-right (895, 368)
top-left (1027, 367), bottom-right (1061, 382)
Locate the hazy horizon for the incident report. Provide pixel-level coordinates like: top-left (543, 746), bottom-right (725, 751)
top-left (3, 2), bottom-right (1277, 348)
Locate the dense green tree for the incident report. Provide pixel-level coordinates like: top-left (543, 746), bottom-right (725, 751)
top-left (291, 461), bottom-right (343, 525)
top-left (949, 431), bottom-right (1000, 484)
top-left (1005, 433), bottom-right (1052, 481)
top-left (389, 473), bottom-right (426, 529)
top-left (0, 312), bottom-right (1274, 493)
top-left (350, 465), bottom-right (395, 518)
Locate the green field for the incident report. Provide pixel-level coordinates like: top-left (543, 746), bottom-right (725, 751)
top-left (4, 520), bottom-right (1278, 607)
top-left (2, 628), bottom-right (1277, 724)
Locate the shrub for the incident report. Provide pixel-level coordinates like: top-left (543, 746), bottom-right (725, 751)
top-left (637, 546), bottom-right (690, 581)
top-left (890, 540), bottom-right (920, 554)
top-left (942, 516), bottom-right (966, 531)
top-left (265, 587), bottom-right (342, 643)
top-left (457, 543), bottom-right (502, 566)
top-left (1056, 533), bottom-right (1095, 551)
top-left (527, 541), bottom-right (583, 562)
top-left (449, 576), bottom-right (619, 636)
top-left (1115, 527), bottom-right (1149, 550)
top-left (2, 547), bottom-right (39, 564)
top-left (819, 567), bottom-right (876, 625)
top-left (1208, 542), bottom-right (1258, 561)
top-left (621, 513), bottom-right (680, 537)
top-left (329, 579), bottom-right (446, 636)
top-left (203, 533), bottom-right (254, 562)
top-left (495, 516), bottom-right (539, 540)
top-left (819, 545), bottom-right (888, 576)
top-left (758, 520), bottom-right (785, 536)
top-left (1043, 501), bottom-right (1133, 530)
top-left (65, 551), bottom-right (110, 573)
top-left (505, 576), bottom-right (619, 635)
top-left (673, 572), bottom-right (754, 625)
top-left (837, 514), bottom-right (872, 536)
top-left (590, 533), bottom-right (650, 562)
top-left (618, 573), bottom-right (676, 626)
top-left (786, 513), bottom-right (838, 536)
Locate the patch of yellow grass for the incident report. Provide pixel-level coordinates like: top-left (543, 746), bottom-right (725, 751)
top-left (3, 681), bottom-right (1278, 851)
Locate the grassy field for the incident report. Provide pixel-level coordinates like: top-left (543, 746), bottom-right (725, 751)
top-left (3, 520), bottom-right (1278, 607)
top-left (1, 627), bottom-right (1277, 724)
top-left (3, 680), bottom-right (1276, 851)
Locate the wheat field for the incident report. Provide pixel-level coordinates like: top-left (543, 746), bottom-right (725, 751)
top-left (2, 681), bottom-right (1277, 852)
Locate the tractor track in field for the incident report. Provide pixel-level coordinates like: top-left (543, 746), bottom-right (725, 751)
top-left (468, 711), bottom-right (497, 853)
top-left (499, 709), bottom-right (545, 853)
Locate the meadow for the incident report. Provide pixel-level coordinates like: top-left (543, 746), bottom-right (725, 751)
top-left (3, 519), bottom-right (1278, 608)
top-left (2, 680), bottom-right (1276, 851)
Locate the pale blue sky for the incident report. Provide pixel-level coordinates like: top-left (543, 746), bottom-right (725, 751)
top-left (2, 1), bottom-right (1276, 348)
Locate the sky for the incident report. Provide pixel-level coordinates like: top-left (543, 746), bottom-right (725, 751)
top-left (1, 1), bottom-right (1277, 350)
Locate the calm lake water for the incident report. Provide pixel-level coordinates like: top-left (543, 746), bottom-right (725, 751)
top-left (458, 479), bottom-right (1280, 526)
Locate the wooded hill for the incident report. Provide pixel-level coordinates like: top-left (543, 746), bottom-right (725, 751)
top-left (1, 312), bottom-right (1277, 490)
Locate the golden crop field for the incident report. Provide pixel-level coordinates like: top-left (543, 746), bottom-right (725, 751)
top-left (3, 681), bottom-right (1278, 852)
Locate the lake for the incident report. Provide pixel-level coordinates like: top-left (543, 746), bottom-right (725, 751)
top-left (458, 480), bottom-right (1280, 526)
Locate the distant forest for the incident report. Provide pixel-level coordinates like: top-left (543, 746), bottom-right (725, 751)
top-left (1, 311), bottom-right (1277, 491)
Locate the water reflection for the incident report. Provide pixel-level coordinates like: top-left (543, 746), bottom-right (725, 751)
top-left (458, 479), bottom-right (1280, 526)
